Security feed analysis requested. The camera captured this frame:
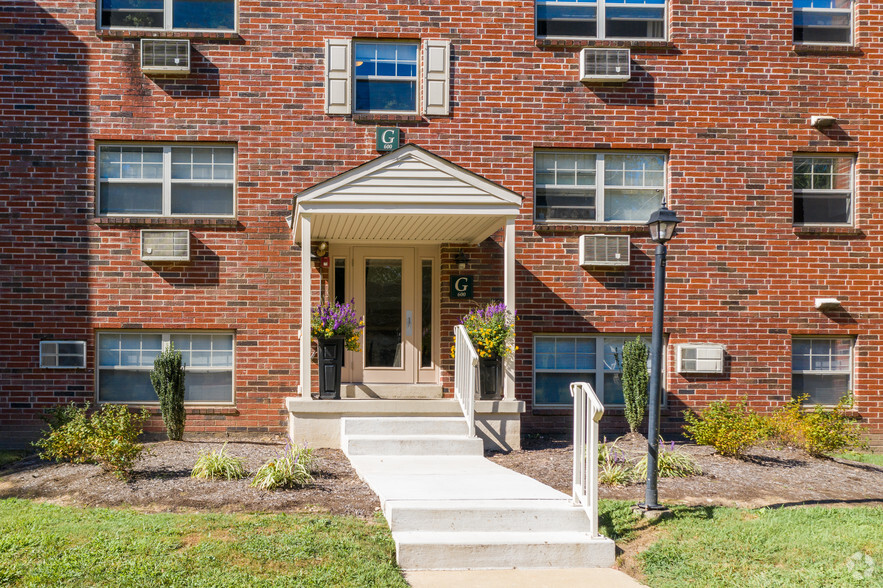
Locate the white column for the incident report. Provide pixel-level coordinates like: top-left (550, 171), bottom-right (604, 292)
top-left (503, 217), bottom-right (516, 401)
top-left (300, 216), bottom-right (312, 399)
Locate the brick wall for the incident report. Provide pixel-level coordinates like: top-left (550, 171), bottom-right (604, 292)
top-left (1, 1), bottom-right (881, 445)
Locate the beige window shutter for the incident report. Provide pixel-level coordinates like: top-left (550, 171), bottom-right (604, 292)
top-left (325, 38), bottom-right (352, 115)
top-left (423, 39), bottom-right (450, 116)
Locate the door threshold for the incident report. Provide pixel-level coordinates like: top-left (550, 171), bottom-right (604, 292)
top-left (341, 384), bottom-right (444, 400)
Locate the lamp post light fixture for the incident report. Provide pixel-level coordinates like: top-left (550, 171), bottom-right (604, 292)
top-left (639, 203), bottom-right (682, 511)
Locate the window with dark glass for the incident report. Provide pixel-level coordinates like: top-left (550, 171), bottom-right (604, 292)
top-left (793, 155), bottom-right (853, 225)
top-left (536, 0), bottom-right (666, 40)
top-left (100, 0), bottom-right (235, 31)
top-left (98, 145), bottom-right (235, 217)
top-left (535, 151), bottom-right (665, 223)
top-left (792, 338), bottom-right (852, 405)
top-left (354, 42), bottom-right (418, 113)
top-left (793, 0), bottom-right (852, 45)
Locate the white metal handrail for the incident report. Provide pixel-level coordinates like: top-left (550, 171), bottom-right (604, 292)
top-left (570, 381), bottom-right (605, 538)
top-left (453, 325), bottom-right (478, 438)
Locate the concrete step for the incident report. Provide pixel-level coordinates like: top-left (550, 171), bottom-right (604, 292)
top-left (385, 499), bottom-right (594, 533)
top-left (394, 530), bottom-right (616, 571)
top-left (342, 416), bottom-right (468, 437)
top-left (344, 434), bottom-right (484, 457)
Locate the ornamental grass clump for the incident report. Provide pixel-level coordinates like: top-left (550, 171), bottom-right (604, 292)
top-left (191, 443), bottom-right (247, 480)
top-left (251, 443), bottom-right (315, 491)
top-left (598, 439), bottom-right (636, 486)
top-left (459, 302), bottom-right (516, 359)
top-left (311, 299), bottom-right (365, 352)
top-left (634, 440), bottom-right (703, 480)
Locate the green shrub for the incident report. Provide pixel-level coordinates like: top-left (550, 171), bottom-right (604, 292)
top-left (251, 443), bottom-right (315, 490)
top-left (150, 343), bottom-right (186, 441)
top-left (622, 337), bottom-right (649, 433)
top-left (35, 403), bottom-right (149, 478)
top-left (634, 440), bottom-right (703, 480)
top-left (769, 395), bottom-right (867, 457)
top-left (683, 399), bottom-right (766, 458)
top-left (191, 443), bottom-right (247, 480)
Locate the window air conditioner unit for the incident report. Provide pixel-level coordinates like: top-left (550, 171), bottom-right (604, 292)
top-left (141, 230), bottom-right (190, 261)
top-left (579, 48), bottom-right (631, 82)
top-left (578, 234), bottom-right (630, 267)
top-left (676, 344), bottom-right (726, 374)
top-left (140, 39), bottom-right (191, 75)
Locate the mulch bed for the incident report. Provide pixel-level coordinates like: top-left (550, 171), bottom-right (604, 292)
top-left (2, 433), bottom-right (881, 520)
top-left (489, 433), bottom-right (883, 508)
top-left (0, 439), bottom-right (380, 518)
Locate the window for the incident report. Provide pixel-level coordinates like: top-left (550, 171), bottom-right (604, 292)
top-left (98, 145), bottom-right (235, 217)
top-left (536, 0), bottom-right (666, 40)
top-left (792, 338), bottom-right (852, 404)
top-left (325, 38), bottom-right (451, 116)
top-left (793, 155), bottom-right (853, 225)
top-left (534, 335), bottom-right (651, 407)
top-left (40, 341), bottom-right (86, 368)
top-left (354, 42), bottom-right (418, 113)
top-left (98, 332), bottom-right (234, 403)
top-left (99, 0), bottom-right (235, 31)
top-left (793, 0), bottom-right (853, 45)
top-left (535, 151), bottom-right (665, 223)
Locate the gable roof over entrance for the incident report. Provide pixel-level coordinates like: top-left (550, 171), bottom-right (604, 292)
top-left (292, 144), bottom-right (523, 244)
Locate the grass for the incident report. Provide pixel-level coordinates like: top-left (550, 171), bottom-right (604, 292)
top-left (0, 451), bottom-right (29, 468)
top-left (834, 451), bottom-right (883, 467)
top-left (0, 498), bottom-right (406, 587)
top-left (598, 500), bottom-right (883, 587)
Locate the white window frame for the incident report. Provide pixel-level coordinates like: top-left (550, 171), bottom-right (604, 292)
top-left (793, 0), bottom-right (854, 46)
top-left (535, 0), bottom-right (668, 41)
top-left (96, 331), bottom-right (235, 406)
top-left (353, 40), bottom-right (420, 115)
top-left (534, 150), bottom-right (667, 224)
top-left (793, 154), bottom-right (854, 226)
top-left (98, 0), bottom-right (239, 33)
top-left (39, 340), bottom-right (87, 369)
top-left (533, 334), bottom-right (656, 408)
top-left (791, 337), bottom-right (853, 406)
top-left (97, 143), bottom-right (236, 218)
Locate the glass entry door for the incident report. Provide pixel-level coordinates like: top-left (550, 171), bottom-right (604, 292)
top-left (355, 248), bottom-right (416, 383)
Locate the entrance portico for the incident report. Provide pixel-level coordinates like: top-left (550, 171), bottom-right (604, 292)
top-left (292, 144), bottom-right (522, 398)
top-left (289, 145), bottom-right (524, 450)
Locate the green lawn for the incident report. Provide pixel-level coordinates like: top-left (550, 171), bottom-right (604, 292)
top-left (0, 498), bottom-right (406, 587)
top-left (835, 451), bottom-right (883, 467)
top-left (599, 501), bottom-right (883, 587)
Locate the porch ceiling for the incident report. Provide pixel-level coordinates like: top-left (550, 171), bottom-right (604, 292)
top-left (293, 144), bottom-right (522, 244)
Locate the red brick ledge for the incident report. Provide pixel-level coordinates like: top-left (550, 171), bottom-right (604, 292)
top-left (93, 217), bottom-right (242, 229)
top-left (95, 29), bottom-right (242, 42)
top-left (535, 39), bottom-right (676, 52)
top-left (351, 113), bottom-right (426, 125)
top-left (534, 223), bottom-right (648, 235)
top-left (793, 226), bottom-right (864, 238)
top-left (792, 44), bottom-right (863, 56)
top-left (143, 406), bottom-right (239, 416)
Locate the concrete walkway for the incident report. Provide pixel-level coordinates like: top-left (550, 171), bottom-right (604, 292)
top-left (344, 417), bottom-right (615, 571)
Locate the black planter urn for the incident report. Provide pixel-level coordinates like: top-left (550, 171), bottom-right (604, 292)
top-left (317, 337), bottom-right (345, 399)
top-left (478, 356), bottom-right (503, 400)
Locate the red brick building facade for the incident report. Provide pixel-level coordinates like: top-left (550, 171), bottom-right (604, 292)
top-left (2, 1), bottom-right (881, 446)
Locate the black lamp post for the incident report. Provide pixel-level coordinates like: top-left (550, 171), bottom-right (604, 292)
top-left (639, 203), bottom-right (681, 511)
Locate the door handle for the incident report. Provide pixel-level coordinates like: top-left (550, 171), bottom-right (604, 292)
top-left (406, 310), bottom-right (413, 337)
